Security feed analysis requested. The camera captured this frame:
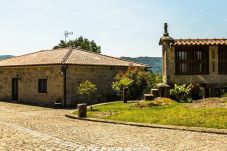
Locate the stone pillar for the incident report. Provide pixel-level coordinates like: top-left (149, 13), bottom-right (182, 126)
top-left (159, 23), bottom-right (175, 84)
top-left (162, 42), bottom-right (171, 83)
top-left (209, 46), bottom-right (218, 75)
top-left (77, 103), bottom-right (87, 117)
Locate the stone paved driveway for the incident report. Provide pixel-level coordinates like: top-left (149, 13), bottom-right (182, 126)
top-left (0, 101), bottom-right (226, 151)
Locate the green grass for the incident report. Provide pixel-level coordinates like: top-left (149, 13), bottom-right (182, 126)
top-left (222, 92), bottom-right (227, 97)
top-left (74, 99), bottom-right (227, 129)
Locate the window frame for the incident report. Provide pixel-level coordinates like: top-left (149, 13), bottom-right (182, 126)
top-left (175, 45), bottom-right (209, 75)
top-left (218, 45), bottom-right (227, 75)
top-left (38, 79), bottom-right (47, 93)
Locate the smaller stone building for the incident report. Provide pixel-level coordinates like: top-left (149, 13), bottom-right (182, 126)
top-left (159, 23), bottom-right (227, 96)
top-left (0, 48), bottom-right (147, 106)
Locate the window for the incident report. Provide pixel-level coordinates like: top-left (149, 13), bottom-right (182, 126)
top-left (38, 79), bottom-right (47, 93)
top-left (175, 46), bottom-right (209, 75)
top-left (219, 46), bottom-right (227, 74)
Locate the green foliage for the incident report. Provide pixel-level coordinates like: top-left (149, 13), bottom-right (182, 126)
top-left (170, 84), bottom-right (192, 102)
top-left (121, 57), bottom-right (162, 73)
top-left (199, 87), bottom-right (205, 99)
top-left (150, 72), bottom-right (162, 86)
top-left (77, 80), bottom-right (97, 107)
top-left (112, 77), bottom-right (133, 92)
top-left (112, 66), bottom-right (159, 100)
top-left (112, 77), bottom-right (134, 103)
top-left (54, 36), bottom-right (101, 53)
top-left (220, 87), bottom-right (227, 97)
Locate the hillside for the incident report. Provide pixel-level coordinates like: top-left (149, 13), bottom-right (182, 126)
top-left (121, 57), bottom-right (162, 73)
top-left (0, 55), bottom-right (14, 60)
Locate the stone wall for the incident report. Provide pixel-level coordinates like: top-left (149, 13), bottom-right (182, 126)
top-left (0, 65), bottom-right (128, 106)
top-left (166, 46), bottom-right (227, 86)
top-left (66, 65), bottom-right (128, 106)
top-left (0, 66), bottom-right (64, 105)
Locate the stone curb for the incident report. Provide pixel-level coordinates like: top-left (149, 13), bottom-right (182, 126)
top-left (65, 113), bottom-right (227, 135)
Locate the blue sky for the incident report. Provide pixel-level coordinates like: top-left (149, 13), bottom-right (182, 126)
top-left (0, 0), bottom-right (227, 57)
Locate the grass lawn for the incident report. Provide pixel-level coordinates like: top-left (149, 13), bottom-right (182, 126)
top-left (74, 98), bottom-right (227, 129)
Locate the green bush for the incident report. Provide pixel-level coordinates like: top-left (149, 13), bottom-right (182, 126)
top-left (170, 84), bottom-right (192, 102)
top-left (112, 76), bottom-right (133, 103)
top-left (77, 80), bottom-right (97, 109)
top-left (112, 66), bottom-right (158, 100)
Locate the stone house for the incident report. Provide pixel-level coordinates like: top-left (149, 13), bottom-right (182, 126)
top-left (0, 48), bottom-right (147, 106)
top-left (159, 23), bottom-right (227, 96)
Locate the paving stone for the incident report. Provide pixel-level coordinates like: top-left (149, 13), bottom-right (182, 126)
top-left (0, 101), bottom-right (226, 150)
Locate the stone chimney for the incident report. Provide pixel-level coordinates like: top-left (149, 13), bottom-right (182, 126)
top-left (159, 23), bottom-right (174, 84)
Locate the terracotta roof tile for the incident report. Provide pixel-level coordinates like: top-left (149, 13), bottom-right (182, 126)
top-left (0, 48), bottom-right (148, 67)
top-left (173, 38), bottom-right (227, 46)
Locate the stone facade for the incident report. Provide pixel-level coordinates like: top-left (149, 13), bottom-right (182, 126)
top-left (66, 65), bottom-right (127, 106)
top-left (0, 65), bottom-right (127, 106)
top-left (159, 23), bottom-right (227, 88)
top-left (0, 66), bottom-right (64, 105)
top-left (161, 41), bottom-right (227, 87)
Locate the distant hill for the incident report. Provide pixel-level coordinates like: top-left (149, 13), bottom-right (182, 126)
top-left (121, 57), bottom-right (162, 73)
top-left (0, 55), bottom-right (14, 60)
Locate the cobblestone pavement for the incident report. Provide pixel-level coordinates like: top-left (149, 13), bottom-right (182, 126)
top-left (0, 101), bottom-right (226, 151)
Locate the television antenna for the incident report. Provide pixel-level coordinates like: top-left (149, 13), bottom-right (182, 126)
top-left (64, 31), bottom-right (73, 42)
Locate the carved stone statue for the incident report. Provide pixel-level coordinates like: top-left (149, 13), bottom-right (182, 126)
top-left (163, 23), bottom-right (169, 36)
top-left (164, 23), bottom-right (168, 34)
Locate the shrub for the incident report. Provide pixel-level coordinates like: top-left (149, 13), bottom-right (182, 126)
top-left (189, 84), bottom-right (205, 100)
top-left (199, 87), bottom-right (205, 99)
top-left (112, 76), bottom-right (133, 103)
top-left (220, 87), bottom-right (227, 97)
top-left (77, 80), bottom-right (97, 109)
top-left (170, 84), bottom-right (192, 102)
top-left (112, 66), bottom-right (156, 100)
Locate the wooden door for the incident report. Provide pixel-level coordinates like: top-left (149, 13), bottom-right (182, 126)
top-left (12, 78), bottom-right (18, 101)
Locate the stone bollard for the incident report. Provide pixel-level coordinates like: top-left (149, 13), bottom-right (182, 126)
top-left (151, 89), bottom-right (159, 98)
top-left (144, 94), bottom-right (154, 100)
top-left (77, 103), bottom-right (87, 118)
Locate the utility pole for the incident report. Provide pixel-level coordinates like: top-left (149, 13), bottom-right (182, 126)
top-left (64, 31), bottom-right (73, 42)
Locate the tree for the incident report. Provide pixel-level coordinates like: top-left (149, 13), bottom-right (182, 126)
top-left (77, 80), bottom-right (97, 110)
top-left (112, 77), bottom-right (133, 103)
top-left (112, 66), bottom-right (155, 100)
top-left (54, 36), bottom-right (101, 53)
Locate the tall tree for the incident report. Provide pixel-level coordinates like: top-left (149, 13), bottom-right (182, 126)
top-left (53, 36), bottom-right (101, 53)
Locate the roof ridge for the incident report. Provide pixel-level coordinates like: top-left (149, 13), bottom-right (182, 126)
top-left (73, 48), bottom-right (149, 67)
top-left (176, 38), bottom-right (227, 41)
top-left (174, 38), bottom-right (227, 46)
top-left (61, 48), bottom-right (73, 63)
top-left (0, 47), bottom-right (148, 67)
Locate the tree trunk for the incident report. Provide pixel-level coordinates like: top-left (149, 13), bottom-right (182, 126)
top-left (123, 87), bottom-right (127, 103)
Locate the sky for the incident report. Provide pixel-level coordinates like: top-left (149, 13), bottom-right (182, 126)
top-left (0, 0), bottom-right (227, 57)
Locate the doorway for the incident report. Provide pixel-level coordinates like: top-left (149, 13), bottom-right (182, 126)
top-left (12, 78), bottom-right (19, 101)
